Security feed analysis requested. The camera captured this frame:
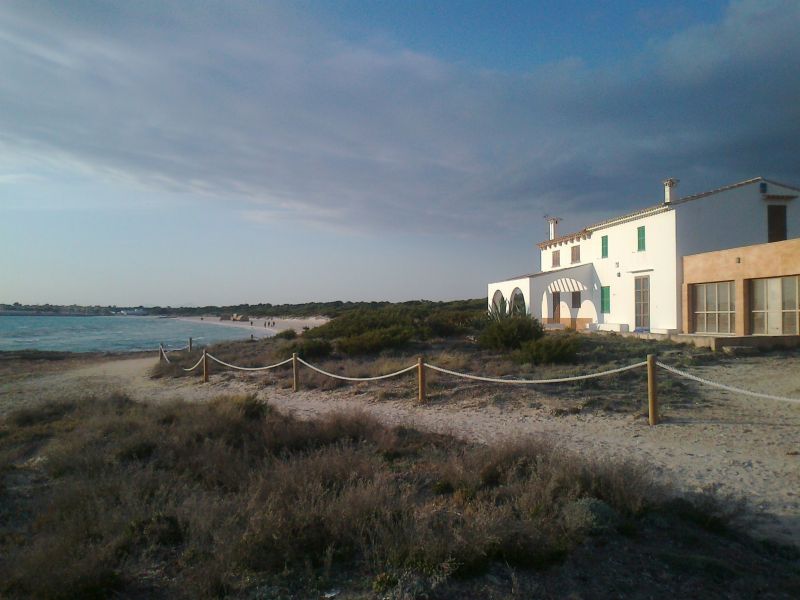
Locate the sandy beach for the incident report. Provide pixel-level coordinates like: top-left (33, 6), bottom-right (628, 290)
top-left (1, 350), bottom-right (798, 547)
top-left (175, 315), bottom-right (329, 339)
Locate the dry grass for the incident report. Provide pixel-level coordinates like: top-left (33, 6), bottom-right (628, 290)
top-left (151, 328), bottom-right (721, 415)
top-left (1, 394), bottom-right (798, 598)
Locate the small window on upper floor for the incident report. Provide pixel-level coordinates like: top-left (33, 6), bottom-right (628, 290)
top-left (768, 205), bottom-right (787, 242)
top-left (637, 226), bottom-right (646, 251)
top-left (552, 250), bottom-right (560, 268)
top-left (601, 235), bottom-right (608, 258)
top-left (571, 245), bottom-right (580, 263)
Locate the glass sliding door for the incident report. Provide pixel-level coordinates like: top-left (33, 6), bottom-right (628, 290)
top-left (750, 276), bottom-right (800, 335)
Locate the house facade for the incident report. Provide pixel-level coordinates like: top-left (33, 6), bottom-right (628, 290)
top-left (488, 177), bottom-right (800, 335)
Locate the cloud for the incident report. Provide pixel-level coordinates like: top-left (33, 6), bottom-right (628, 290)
top-left (0, 0), bottom-right (798, 236)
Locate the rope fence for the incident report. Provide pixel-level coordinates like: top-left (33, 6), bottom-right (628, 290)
top-left (657, 361), bottom-right (800, 405)
top-left (424, 361), bottom-right (647, 384)
top-left (206, 354), bottom-right (294, 372)
top-left (157, 339), bottom-right (800, 425)
top-left (297, 357), bottom-right (418, 381)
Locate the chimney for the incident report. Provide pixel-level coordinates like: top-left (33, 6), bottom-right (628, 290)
top-left (545, 216), bottom-right (561, 240)
top-left (663, 178), bottom-right (679, 204)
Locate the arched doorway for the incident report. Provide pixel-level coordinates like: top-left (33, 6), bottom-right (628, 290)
top-left (510, 287), bottom-right (526, 316)
top-left (491, 290), bottom-right (505, 312)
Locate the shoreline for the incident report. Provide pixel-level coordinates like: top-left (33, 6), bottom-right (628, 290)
top-left (174, 315), bottom-right (328, 338)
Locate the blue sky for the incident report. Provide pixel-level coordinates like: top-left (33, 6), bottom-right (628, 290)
top-left (1, 0), bottom-right (798, 306)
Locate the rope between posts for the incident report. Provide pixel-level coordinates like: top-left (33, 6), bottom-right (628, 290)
top-left (159, 345), bottom-right (171, 364)
top-left (164, 345), bottom-right (189, 353)
top-left (206, 354), bottom-right (294, 372)
top-left (656, 362), bottom-right (800, 404)
top-left (424, 361), bottom-right (648, 384)
top-left (182, 355), bottom-right (205, 372)
top-left (297, 357), bottom-right (418, 381)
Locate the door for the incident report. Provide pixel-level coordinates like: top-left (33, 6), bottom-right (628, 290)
top-left (635, 276), bottom-right (650, 330)
top-left (552, 292), bottom-right (561, 323)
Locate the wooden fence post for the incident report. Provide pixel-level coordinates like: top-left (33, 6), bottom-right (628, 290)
top-left (647, 354), bottom-right (658, 426)
top-left (202, 349), bottom-right (209, 383)
top-left (417, 356), bottom-right (426, 404)
top-left (158, 344), bottom-right (163, 363)
top-left (292, 352), bottom-right (299, 392)
top-left (188, 337), bottom-right (193, 352)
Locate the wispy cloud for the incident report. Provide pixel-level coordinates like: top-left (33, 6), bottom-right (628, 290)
top-left (0, 0), bottom-right (798, 235)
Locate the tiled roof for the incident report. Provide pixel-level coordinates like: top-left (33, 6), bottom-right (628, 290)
top-left (496, 263), bottom-right (588, 282)
top-left (537, 176), bottom-right (798, 248)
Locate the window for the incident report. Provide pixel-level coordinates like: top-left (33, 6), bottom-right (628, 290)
top-left (601, 235), bottom-right (608, 258)
top-left (768, 205), bottom-right (787, 242)
top-left (552, 250), bottom-right (560, 268)
top-left (750, 275), bottom-right (799, 334)
top-left (635, 276), bottom-right (650, 329)
top-left (600, 286), bottom-right (610, 314)
top-left (637, 226), bottom-right (646, 251)
top-left (693, 281), bottom-right (735, 334)
top-left (571, 291), bottom-right (581, 309)
top-left (571, 245), bottom-right (580, 263)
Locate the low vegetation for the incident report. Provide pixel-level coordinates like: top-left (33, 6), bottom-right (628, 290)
top-left (154, 307), bottom-right (723, 413)
top-left (478, 316), bottom-right (544, 351)
top-left (2, 394), bottom-right (798, 599)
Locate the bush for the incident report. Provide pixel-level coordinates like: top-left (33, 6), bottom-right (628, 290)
top-left (275, 328), bottom-right (297, 340)
top-left (2, 395), bottom-right (790, 598)
top-left (337, 326), bottom-right (413, 356)
top-left (478, 316), bottom-right (543, 351)
top-left (515, 334), bottom-right (580, 364)
top-left (278, 338), bottom-right (333, 360)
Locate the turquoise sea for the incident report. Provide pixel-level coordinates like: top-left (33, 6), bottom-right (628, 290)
top-left (0, 316), bottom-right (263, 353)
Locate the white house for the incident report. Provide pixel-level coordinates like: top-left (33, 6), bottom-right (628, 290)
top-left (488, 177), bottom-right (800, 334)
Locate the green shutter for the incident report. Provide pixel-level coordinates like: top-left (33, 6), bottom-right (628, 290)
top-left (601, 286), bottom-right (610, 314)
top-left (637, 226), bottom-right (646, 251)
top-left (601, 235), bottom-right (608, 258)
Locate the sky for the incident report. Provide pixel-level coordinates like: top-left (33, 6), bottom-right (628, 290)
top-left (1, 0), bottom-right (799, 306)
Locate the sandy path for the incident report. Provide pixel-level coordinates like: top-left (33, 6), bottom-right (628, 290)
top-left (2, 353), bottom-right (798, 546)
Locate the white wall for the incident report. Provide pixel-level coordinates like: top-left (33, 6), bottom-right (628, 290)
top-left (539, 236), bottom-right (591, 273)
top-left (538, 210), bottom-right (678, 331)
top-left (529, 263), bottom-right (597, 324)
top-left (675, 181), bottom-right (800, 258)
top-left (487, 278), bottom-right (533, 315)
top-left (590, 210), bottom-right (678, 331)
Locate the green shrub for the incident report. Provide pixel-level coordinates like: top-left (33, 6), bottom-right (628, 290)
top-left (297, 338), bottom-right (333, 359)
top-left (478, 316), bottom-right (543, 351)
top-left (515, 334), bottom-right (580, 364)
top-left (278, 338), bottom-right (333, 360)
top-left (337, 326), bottom-right (413, 356)
top-left (275, 329), bottom-right (297, 340)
